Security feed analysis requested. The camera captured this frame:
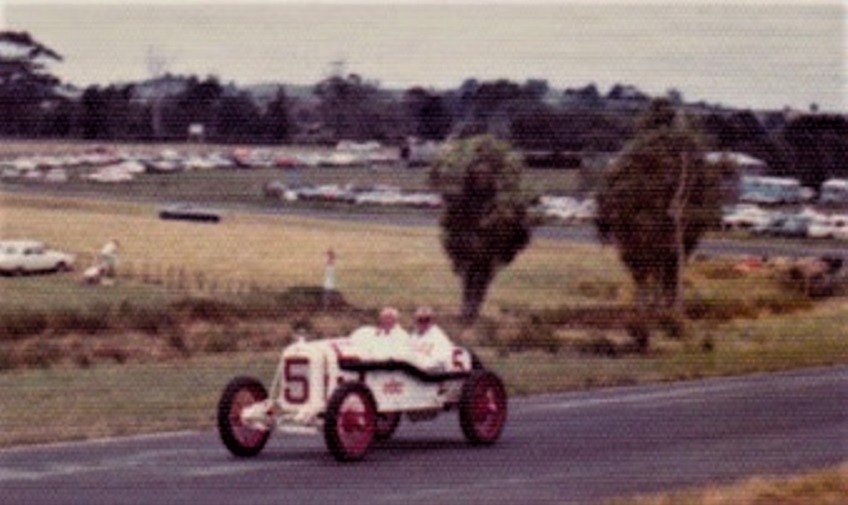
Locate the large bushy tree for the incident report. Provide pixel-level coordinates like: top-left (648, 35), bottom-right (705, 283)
top-left (596, 99), bottom-right (723, 350)
top-left (0, 31), bottom-right (62, 136)
top-left (429, 135), bottom-right (536, 323)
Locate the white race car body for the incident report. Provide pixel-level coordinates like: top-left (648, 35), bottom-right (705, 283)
top-left (218, 332), bottom-right (506, 462)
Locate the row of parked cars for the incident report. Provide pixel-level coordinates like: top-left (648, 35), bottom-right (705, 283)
top-left (0, 143), bottom-right (403, 185)
top-left (263, 181), bottom-right (443, 209)
top-left (722, 204), bottom-right (848, 240)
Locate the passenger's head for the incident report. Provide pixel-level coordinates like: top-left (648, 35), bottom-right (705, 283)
top-left (414, 306), bottom-right (434, 331)
top-left (378, 307), bottom-right (399, 332)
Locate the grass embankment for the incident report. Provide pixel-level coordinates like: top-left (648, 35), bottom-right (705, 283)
top-left (607, 464), bottom-right (848, 505)
top-left (1, 192), bottom-right (847, 447)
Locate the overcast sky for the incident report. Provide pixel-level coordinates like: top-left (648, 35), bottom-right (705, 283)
top-left (2, 0), bottom-right (845, 111)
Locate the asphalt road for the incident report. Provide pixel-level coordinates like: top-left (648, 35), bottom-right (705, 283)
top-left (2, 366), bottom-right (845, 505)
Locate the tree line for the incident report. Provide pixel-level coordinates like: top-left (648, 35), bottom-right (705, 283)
top-left (2, 30), bottom-right (846, 188)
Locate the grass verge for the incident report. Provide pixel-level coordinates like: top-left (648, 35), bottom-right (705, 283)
top-left (606, 463), bottom-right (848, 505)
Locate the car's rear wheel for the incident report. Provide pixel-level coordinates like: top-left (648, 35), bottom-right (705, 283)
top-left (217, 376), bottom-right (271, 458)
top-left (459, 370), bottom-right (508, 445)
top-left (324, 382), bottom-right (376, 462)
top-left (374, 412), bottom-right (401, 441)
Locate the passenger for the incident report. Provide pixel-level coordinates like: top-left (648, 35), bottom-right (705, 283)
top-left (409, 306), bottom-right (455, 371)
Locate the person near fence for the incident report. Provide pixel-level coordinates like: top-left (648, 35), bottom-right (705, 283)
top-left (100, 239), bottom-right (120, 278)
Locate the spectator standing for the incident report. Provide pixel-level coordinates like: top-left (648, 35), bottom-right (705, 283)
top-left (323, 248), bottom-right (337, 308)
top-left (99, 239), bottom-right (120, 279)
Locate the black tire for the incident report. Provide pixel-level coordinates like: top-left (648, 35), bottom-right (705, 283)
top-left (459, 370), bottom-right (508, 446)
top-left (323, 382), bottom-right (377, 462)
top-left (56, 262), bottom-right (71, 273)
top-left (217, 376), bottom-right (271, 458)
top-left (374, 412), bottom-right (401, 441)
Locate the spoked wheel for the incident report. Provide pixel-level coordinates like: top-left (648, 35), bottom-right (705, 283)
top-left (459, 370), bottom-right (508, 445)
top-left (324, 382), bottom-right (377, 462)
top-left (374, 412), bottom-right (401, 442)
top-left (217, 376), bottom-right (271, 458)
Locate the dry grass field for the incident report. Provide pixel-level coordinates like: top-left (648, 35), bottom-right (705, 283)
top-left (0, 191), bottom-right (621, 312)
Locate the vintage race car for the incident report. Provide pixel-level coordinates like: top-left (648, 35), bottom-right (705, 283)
top-left (217, 330), bottom-right (507, 462)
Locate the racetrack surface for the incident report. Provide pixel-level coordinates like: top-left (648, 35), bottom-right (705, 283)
top-left (2, 366), bottom-right (845, 504)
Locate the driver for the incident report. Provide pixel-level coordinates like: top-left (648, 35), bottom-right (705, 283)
top-left (409, 306), bottom-right (455, 371)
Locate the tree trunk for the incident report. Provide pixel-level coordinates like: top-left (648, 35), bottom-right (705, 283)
top-left (631, 281), bottom-right (652, 353)
top-left (669, 152), bottom-right (691, 318)
top-left (460, 266), bottom-right (493, 325)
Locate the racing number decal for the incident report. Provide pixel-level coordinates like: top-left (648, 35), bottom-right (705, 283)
top-left (283, 358), bottom-right (309, 404)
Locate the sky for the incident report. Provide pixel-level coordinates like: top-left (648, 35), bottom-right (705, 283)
top-left (1, 0), bottom-right (845, 111)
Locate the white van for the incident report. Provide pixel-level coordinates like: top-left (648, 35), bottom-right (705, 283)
top-left (819, 179), bottom-right (848, 205)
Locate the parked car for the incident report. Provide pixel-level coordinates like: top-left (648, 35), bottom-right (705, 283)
top-left (808, 214), bottom-right (848, 240)
top-left (753, 214), bottom-right (811, 238)
top-left (721, 204), bottom-right (773, 231)
top-left (158, 204), bottom-right (222, 223)
top-left (0, 240), bottom-right (75, 275)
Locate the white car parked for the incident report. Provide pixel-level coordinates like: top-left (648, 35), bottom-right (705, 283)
top-left (808, 214), bottom-right (848, 240)
top-left (0, 240), bottom-right (75, 275)
top-left (721, 204), bottom-right (773, 231)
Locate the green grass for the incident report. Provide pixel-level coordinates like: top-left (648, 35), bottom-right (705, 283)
top-left (0, 353), bottom-right (277, 447)
top-left (0, 275), bottom-right (170, 312)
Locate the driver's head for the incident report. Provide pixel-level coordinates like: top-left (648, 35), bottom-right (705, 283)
top-left (414, 306), bottom-right (434, 330)
top-left (378, 307), bottom-right (399, 332)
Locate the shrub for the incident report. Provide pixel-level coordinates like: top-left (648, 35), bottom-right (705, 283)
top-left (18, 339), bottom-right (62, 369)
top-left (572, 332), bottom-right (620, 357)
top-left (170, 297), bottom-right (243, 322)
top-left (203, 327), bottom-right (239, 354)
top-left (0, 310), bottom-right (49, 340)
top-left (0, 347), bottom-right (13, 371)
top-left (119, 302), bottom-right (176, 335)
top-left (49, 304), bottom-right (113, 334)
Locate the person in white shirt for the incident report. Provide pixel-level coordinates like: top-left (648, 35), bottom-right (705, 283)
top-left (99, 239), bottom-right (120, 278)
top-left (409, 306), bottom-right (455, 371)
top-left (349, 306), bottom-right (412, 361)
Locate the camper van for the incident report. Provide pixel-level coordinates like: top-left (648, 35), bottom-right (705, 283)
top-left (740, 176), bottom-right (803, 205)
top-left (819, 179), bottom-right (848, 206)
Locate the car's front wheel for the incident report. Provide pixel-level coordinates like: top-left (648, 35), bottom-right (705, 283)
top-left (324, 382), bottom-right (377, 462)
top-left (217, 376), bottom-right (271, 458)
top-left (459, 370), bottom-right (508, 445)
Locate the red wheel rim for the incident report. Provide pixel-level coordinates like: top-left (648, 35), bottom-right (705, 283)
top-left (336, 392), bottom-right (375, 457)
top-left (470, 377), bottom-right (506, 441)
top-left (229, 388), bottom-right (266, 448)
